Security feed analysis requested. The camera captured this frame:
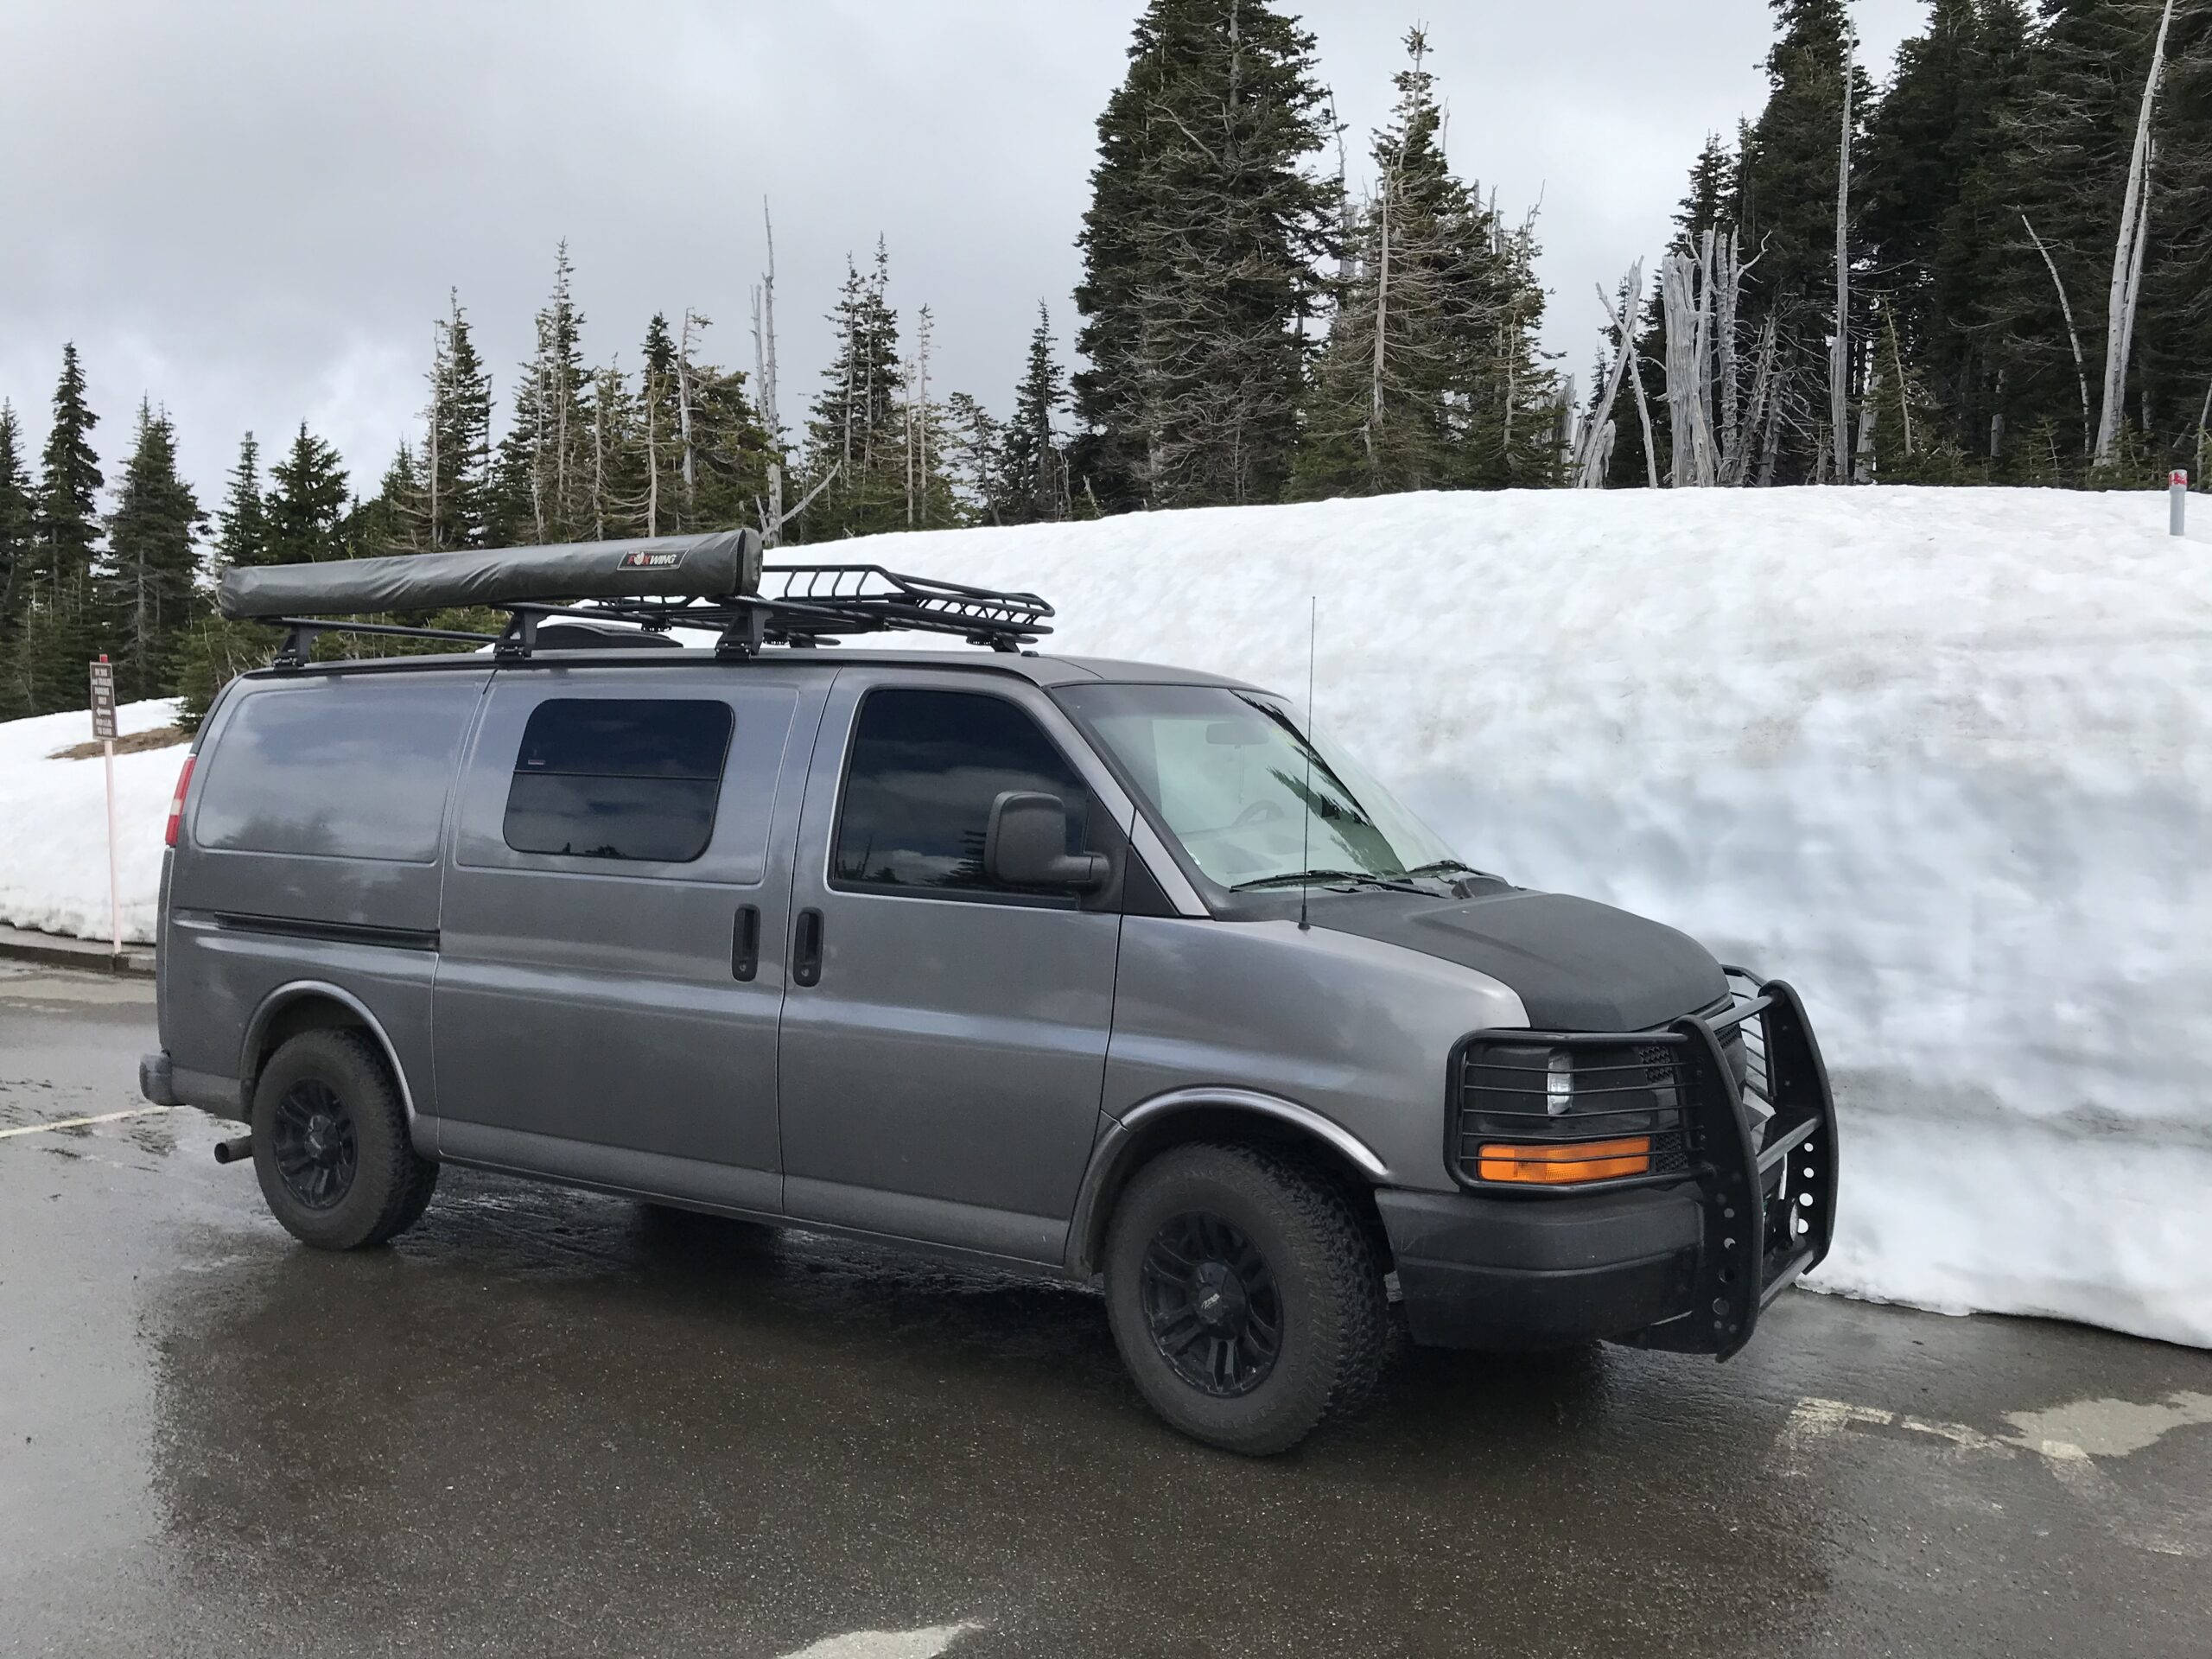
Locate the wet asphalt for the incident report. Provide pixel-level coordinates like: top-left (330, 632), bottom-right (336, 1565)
top-left (1, 961), bottom-right (2208, 1659)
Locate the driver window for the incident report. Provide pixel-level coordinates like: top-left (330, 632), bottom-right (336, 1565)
top-left (832, 688), bottom-right (1090, 897)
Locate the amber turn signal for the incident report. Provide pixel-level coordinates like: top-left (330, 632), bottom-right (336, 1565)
top-left (1478, 1136), bottom-right (1653, 1185)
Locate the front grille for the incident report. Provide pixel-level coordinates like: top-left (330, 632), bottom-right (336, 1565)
top-left (1453, 1040), bottom-right (1690, 1183)
top-left (1452, 988), bottom-right (1771, 1186)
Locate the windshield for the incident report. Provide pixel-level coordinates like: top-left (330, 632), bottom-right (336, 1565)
top-left (1056, 683), bottom-right (1465, 891)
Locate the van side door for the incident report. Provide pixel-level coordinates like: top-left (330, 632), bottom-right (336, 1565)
top-left (430, 664), bottom-right (821, 1212)
top-left (777, 670), bottom-right (1134, 1264)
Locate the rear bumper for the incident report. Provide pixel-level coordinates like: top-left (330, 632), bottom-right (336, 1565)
top-left (1385, 975), bottom-right (1838, 1357)
top-left (140, 1048), bottom-right (244, 1120)
top-left (139, 1051), bottom-right (177, 1108)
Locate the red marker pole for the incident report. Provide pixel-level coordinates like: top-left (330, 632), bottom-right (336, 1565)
top-left (2174, 470), bottom-right (2190, 537)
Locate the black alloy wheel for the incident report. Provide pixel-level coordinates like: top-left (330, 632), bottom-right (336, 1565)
top-left (1103, 1142), bottom-right (1390, 1455)
top-left (270, 1078), bottom-right (359, 1210)
top-left (250, 1028), bottom-right (439, 1250)
top-left (1141, 1211), bottom-right (1284, 1397)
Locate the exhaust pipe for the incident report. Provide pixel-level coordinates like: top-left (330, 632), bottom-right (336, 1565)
top-left (213, 1135), bottom-right (253, 1166)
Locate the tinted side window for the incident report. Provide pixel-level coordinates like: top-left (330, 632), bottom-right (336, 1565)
top-left (504, 699), bottom-right (734, 863)
top-left (833, 690), bottom-right (1087, 894)
top-left (194, 679), bottom-right (478, 861)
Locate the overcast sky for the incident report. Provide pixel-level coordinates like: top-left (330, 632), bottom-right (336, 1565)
top-left (0, 0), bottom-right (1926, 508)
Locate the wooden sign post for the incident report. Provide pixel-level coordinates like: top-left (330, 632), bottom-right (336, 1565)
top-left (89, 657), bottom-right (120, 959)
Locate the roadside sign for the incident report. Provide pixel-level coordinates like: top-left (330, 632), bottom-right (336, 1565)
top-left (89, 658), bottom-right (118, 741)
top-left (90, 657), bottom-right (122, 959)
top-left (2175, 471), bottom-right (2191, 537)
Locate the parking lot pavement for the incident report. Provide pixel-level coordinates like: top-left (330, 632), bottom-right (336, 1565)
top-left (3, 961), bottom-right (2208, 1659)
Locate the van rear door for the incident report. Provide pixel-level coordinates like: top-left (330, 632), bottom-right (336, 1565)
top-left (430, 664), bottom-right (821, 1211)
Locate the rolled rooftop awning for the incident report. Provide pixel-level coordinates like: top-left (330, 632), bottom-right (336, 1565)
top-left (218, 529), bottom-right (763, 620)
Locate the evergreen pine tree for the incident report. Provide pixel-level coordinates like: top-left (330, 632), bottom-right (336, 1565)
top-left (170, 431), bottom-right (276, 726)
top-left (638, 313), bottom-right (686, 537)
top-left (684, 355), bottom-right (777, 533)
top-left (1980, 0), bottom-right (2194, 476)
top-left (998, 303), bottom-right (1071, 524)
top-left (0, 403), bottom-right (36, 713)
top-left (489, 245), bottom-right (590, 543)
top-left (1859, 0), bottom-right (2033, 466)
top-left (25, 342), bottom-right (106, 709)
top-left (1291, 29), bottom-right (1557, 498)
top-left (264, 423), bottom-right (350, 564)
top-left (943, 393), bottom-right (1006, 524)
top-left (1734, 0), bottom-right (1872, 482)
top-left (1073, 0), bottom-right (1333, 511)
top-left (425, 289), bottom-right (493, 550)
top-left (215, 433), bottom-right (271, 569)
top-left (103, 401), bottom-right (206, 702)
top-left (798, 245), bottom-right (909, 538)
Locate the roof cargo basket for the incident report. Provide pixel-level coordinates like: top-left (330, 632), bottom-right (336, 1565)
top-left (216, 529), bottom-right (1054, 665)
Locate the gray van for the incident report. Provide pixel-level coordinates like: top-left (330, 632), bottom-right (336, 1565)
top-left (139, 531), bottom-right (1837, 1454)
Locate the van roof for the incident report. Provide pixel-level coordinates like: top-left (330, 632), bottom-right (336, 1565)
top-left (241, 646), bottom-right (1268, 695)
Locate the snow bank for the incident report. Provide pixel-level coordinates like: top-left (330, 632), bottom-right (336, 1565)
top-left (1, 486), bottom-right (2204, 1349)
top-left (0, 697), bottom-right (185, 944)
top-left (865, 486), bottom-right (2212, 1351)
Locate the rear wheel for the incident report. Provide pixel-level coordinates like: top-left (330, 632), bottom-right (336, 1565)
top-left (251, 1029), bottom-right (437, 1250)
top-left (1103, 1143), bottom-right (1389, 1455)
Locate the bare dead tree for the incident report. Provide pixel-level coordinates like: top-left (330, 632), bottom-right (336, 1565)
top-left (1831, 48), bottom-right (1853, 485)
top-left (2096, 0), bottom-right (2174, 465)
top-left (643, 363), bottom-right (661, 539)
top-left (2020, 213), bottom-right (2093, 451)
top-left (1661, 245), bottom-right (1717, 486)
top-left (1573, 264), bottom-right (1643, 488)
top-left (750, 199), bottom-right (785, 547)
top-left (1630, 344), bottom-right (1661, 491)
top-left (1725, 315), bottom-right (1780, 487)
top-left (677, 309), bottom-right (705, 526)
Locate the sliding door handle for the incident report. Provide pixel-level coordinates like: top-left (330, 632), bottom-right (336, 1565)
top-left (731, 904), bottom-right (760, 982)
top-left (792, 908), bottom-right (824, 988)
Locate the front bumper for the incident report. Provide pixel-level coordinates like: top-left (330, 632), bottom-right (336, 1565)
top-left (1381, 976), bottom-right (1838, 1357)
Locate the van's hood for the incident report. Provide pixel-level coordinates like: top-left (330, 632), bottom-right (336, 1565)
top-left (1311, 888), bottom-right (1727, 1031)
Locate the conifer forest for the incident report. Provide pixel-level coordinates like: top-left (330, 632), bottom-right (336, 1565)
top-left (3, 0), bottom-right (2208, 720)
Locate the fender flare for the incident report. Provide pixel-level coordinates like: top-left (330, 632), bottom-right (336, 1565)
top-left (239, 980), bottom-right (420, 1127)
top-left (1065, 1087), bottom-right (1390, 1277)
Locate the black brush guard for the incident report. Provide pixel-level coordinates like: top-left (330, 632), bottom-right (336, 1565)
top-left (1453, 974), bottom-right (1838, 1359)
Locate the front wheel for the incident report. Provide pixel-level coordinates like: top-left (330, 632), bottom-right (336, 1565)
top-left (1103, 1143), bottom-right (1389, 1455)
top-left (251, 1029), bottom-right (437, 1250)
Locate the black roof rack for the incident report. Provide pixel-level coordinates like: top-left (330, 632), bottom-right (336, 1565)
top-left (218, 530), bottom-right (1054, 667)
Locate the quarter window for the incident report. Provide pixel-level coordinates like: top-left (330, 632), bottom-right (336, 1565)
top-left (833, 689), bottom-right (1088, 894)
top-left (503, 699), bottom-right (734, 863)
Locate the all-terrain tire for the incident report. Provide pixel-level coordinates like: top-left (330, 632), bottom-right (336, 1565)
top-left (1103, 1142), bottom-right (1389, 1456)
top-left (251, 1029), bottom-right (438, 1250)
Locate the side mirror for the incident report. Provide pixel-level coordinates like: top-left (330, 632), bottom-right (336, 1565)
top-left (985, 791), bottom-right (1109, 893)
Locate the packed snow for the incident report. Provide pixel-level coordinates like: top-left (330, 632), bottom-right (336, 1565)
top-left (0, 485), bottom-right (2204, 1350)
top-left (872, 485), bottom-right (2212, 1352)
top-left (0, 696), bottom-right (185, 944)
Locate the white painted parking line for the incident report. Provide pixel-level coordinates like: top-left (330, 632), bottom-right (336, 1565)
top-left (0, 1105), bottom-right (177, 1140)
top-left (779, 1623), bottom-right (983, 1659)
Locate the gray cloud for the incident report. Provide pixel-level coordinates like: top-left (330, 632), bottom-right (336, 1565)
top-left (0, 0), bottom-right (1924, 509)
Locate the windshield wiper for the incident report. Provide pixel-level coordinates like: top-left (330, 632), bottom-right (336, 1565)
top-left (1232, 869), bottom-right (1431, 896)
top-left (1401, 859), bottom-right (1499, 883)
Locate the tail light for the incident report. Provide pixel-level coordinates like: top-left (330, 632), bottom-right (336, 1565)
top-left (165, 754), bottom-right (196, 848)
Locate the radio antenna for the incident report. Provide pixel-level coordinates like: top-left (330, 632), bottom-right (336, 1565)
top-left (1300, 594), bottom-right (1317, 932)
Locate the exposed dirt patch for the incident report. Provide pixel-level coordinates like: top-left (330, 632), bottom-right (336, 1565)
top-left (47, 725), bottom-right (192, 761)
